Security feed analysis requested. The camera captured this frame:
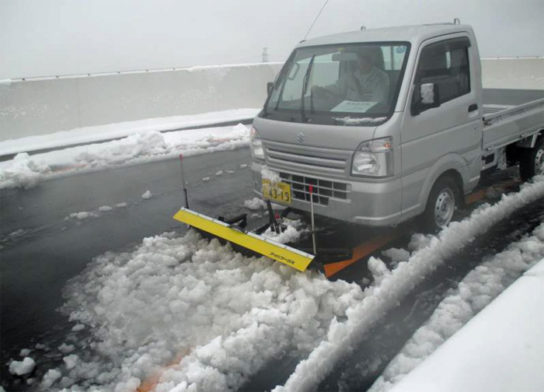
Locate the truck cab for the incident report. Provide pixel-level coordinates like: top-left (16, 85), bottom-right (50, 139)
top-left (251, 23), bottom-right (543, 230)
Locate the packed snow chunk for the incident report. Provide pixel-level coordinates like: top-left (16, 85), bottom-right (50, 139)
top-left (72, 323), bottom-right (85, 332)
top-left (19, 348), bottom-right (32, 357)
top-left (202, 177), bottom-right (210, 182)
top-left (368, 257), bottom-right (390, 284)
top-left (63, 354), bottom-right (79, 370)
top-left (382, 248), bottom-right (410, 263)
top-left (58, 343), bottom-right (75, 354)
top-left (115, 202), bottom-right (128, 208)
top-left (141, 190), bottom-right (152, 200)
top-left (98, 205), bottom-right (113, 212)
top-left (261, 166), bottom-right (280, 183)
top-left (9, 357), bottom-right (36, 376)
top-left (240, 163), bottom-right (248, 168)
top-left (262, 219), bottom-right (308, 244)
top-left (243, 197), bottom-right (267, 210)
top-left (67, 211), bottom-right (98, 220)
top-left (0, 152), bottom-right (51, 189)
top-left (215, 170), bottom-right (224, 176)
top-left (41, 368), bottom-right (61, 388)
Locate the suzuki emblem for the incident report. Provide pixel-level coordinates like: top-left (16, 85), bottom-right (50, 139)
top-left (296, 132), bottom-right (305, 144)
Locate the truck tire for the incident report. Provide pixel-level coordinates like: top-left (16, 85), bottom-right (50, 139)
top-left (422, 176), bottom-right (459, 232)
top-left (519, 137), bottom-right (544, 181)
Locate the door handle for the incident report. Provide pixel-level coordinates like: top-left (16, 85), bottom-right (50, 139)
top-left (468, 103), bottom-right (478, 112)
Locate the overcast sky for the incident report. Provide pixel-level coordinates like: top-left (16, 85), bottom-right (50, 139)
top-left (1, 0), bottom-right (543, 79)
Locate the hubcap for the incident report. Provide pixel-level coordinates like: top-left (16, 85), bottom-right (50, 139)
top-left (434, 188), bottom-right (455, 228)
top-left (535, 148), bottom-right (544, 176)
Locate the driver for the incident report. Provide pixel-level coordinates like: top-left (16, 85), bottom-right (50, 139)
top-left (314, 49), bottom-right (390, 105)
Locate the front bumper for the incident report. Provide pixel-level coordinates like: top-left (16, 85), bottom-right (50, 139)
top-left (251, 162), bottom-right (403, 227)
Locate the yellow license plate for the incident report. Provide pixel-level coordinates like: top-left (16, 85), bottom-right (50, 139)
top-left (262, 179), bottom-right (292, 204)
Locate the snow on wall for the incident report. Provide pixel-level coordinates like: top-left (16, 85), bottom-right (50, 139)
top-left (0, 63), bottom-right (281, 141)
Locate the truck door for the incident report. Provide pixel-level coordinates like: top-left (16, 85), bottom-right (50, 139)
top-left (400, 36), bottom-right (482, 216)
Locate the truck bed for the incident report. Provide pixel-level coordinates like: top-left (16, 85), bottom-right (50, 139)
top-left (482, 88), bottom-right (544, 151)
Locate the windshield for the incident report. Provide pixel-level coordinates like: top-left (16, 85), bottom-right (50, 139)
top-left (262, 42), bottom-right (410, 125)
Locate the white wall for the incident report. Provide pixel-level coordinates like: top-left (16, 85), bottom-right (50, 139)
top-left (0, 64), bottom-right (281, 141)
top-left (1, 58), bottom-right (542, 143)
top-left (482, 57), bottom-right (544, 90)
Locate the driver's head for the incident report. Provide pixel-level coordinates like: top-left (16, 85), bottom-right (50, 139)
top-left (356, 51), bottom-right (374, 73)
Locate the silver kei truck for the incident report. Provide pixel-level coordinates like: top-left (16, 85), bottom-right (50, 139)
top-left (250, 23), bottom-right (544, 231)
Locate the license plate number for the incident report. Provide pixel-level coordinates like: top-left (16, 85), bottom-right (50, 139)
top-left (262, 179), bottom-right (291, 204)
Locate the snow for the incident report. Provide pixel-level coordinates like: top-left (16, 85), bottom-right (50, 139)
top-left (0, 109), bottom-right (258, 156)
top-left (41, 369), bottom-right (62, 389)
top-left (371, 222), bottom-right (544, 391)
top-left (141, 190), bottom-right (152, 200)
top-left (98, 205), bottom-right (113, 212)
top-left (387, 257), bottom-right (544, 392)
top-left (67, 211), bottom-right (99, 220)
top-left (274, 175), bottom-right (544, 392)
top-left (262, 219), bottom-right (309, 244)
top-left (19, 348), bottom-right (32, 357)
top-left (261, 166), bottom-right (280, 182)
top-left (58, 343), bottom-right (75, 354)
top-left (9, 357), bottom-right (36, 376)
top-left (63, 354), bottom-right (79, 370)
top-left (0, 123), bottom-right (251, 190)
top-left (243, 197), bottom-right (268, 210)
top-left (52, 230), bottom-right (364, 391)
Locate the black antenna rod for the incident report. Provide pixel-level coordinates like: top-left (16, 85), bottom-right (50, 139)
top-left (303, 0), bottom-right (330, 40)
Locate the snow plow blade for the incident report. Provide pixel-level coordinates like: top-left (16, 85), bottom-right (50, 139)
top-left (173, 208), bottom-right (315, 272)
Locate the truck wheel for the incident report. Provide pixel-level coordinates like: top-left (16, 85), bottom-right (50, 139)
top-left (422, 176), bottom-right (459, 232)
top-left (519, 137), bottom-right (544, 181)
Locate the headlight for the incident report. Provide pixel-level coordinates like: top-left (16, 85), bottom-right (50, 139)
top-left (351, 137), bottom-right (393, 177)
top-left (250, 127), bottom-right (265, 160)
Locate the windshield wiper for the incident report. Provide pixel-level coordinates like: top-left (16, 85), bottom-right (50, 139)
top-left (300, 55), bottom-right (315, 123)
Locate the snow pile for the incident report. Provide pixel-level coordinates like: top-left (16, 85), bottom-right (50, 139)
top-left (370, 221), bottom-right (544, 391)
top-left (54, 230), bottom-right (364, 391)
top-left (75, 131), bottom-right (169, 167)
top-left (0, 109), bottom-right (259, 156)
top-left (274, 175), bottom-right (544, 392)
top-left (0, 123), bottom-right (250, 190)
top-left (9, 357), bottom-right (36, 376)
top-left (0, 152), bottom-right (51, 189)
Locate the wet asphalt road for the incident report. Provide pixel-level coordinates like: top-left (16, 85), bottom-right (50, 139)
top-left (0, 148), bottom-right (256, 385)
top-left (1, 145), bottom-right (543, 391)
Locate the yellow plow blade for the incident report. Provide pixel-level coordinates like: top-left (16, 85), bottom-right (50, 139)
top-left (173, 208), bottom-right (314, 272)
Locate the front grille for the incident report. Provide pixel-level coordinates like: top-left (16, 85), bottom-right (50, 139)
top-left (280, 172), bottom-right (349, 206)
top-left (265, 146), bottom-right (348, 174)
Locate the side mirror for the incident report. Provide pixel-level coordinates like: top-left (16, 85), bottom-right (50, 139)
top-left (267, 82), bottom-right (274, 96)
top-left (411, 82), bottom-right (440, 115)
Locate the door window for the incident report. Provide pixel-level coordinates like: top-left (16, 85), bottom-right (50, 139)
top-left (415, 38), bottom-right (471, 104)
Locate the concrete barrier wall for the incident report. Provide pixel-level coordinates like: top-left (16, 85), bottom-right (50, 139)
top-left (482, 58), bottom-right (544, 90)
top-left (0, 63), bottom-right (281, 141)
top-left (1, 58), bottom-right (542, 142)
